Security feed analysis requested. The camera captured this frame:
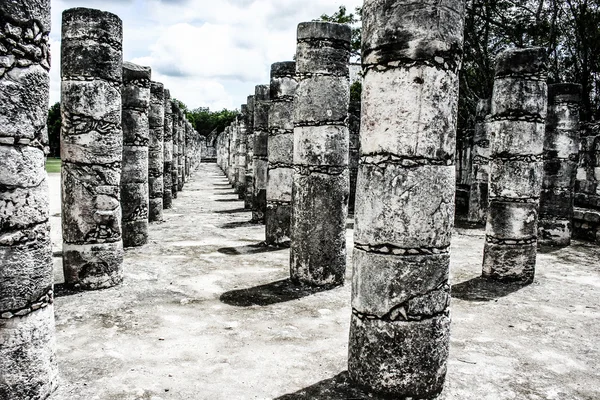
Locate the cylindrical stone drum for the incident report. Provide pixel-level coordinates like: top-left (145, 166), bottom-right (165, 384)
top-left (538, 83), bottom-right (581, 246)
top-left (245, 96), bottom-right (255, 208)
top-left (237, 106), bottom-right (248, 199)
top-left (121, 62), bottom-right (150, 247)
top-left (348, 0), bottom-right (465, 396)
top-left (0, 1), bottom-right (57, 397)
top-left (290, 22), bottom-right (351, 287)
top-left (61, 7), bottom-right (124, 289)
top-left (266, 62), bottom-right (297, 246)
top-left (482, 47), bottom-right (548, 283)
top-left (467, 98), bottom-right (491, 225)
top-left (253, 85), bottom-right (270, 223)
top-left (149, 81), bottom-right (164, 221)
top-left (163, 89), bottom-right (173, 209)
top-left (171, 102), bottom-right (179, 199)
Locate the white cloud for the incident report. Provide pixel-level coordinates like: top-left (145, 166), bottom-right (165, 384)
top-left (49, 0), bottom-right (363, 110)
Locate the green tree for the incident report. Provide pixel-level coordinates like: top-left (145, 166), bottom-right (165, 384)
top-left (315, 5), bottom-right (362, 57)
top-left (47, 102), bottom-right (61, 158)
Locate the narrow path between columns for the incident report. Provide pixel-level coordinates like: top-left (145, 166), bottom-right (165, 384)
top-left (49, 163), bottom-right (600, 399)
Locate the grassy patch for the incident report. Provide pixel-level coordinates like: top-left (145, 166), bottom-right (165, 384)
top-left (45, 158), bottom-right (61, 173)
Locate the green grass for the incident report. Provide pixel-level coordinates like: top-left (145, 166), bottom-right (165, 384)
top-left (45, 158), bottom-right (61, 173)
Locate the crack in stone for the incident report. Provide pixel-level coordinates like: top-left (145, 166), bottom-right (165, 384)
top-left (354, 242), bottom-right (450, 256)
top-left (293, 165), bottom-right (347, 176)
top-left (297, 37), bottom-right (351, 51)
top-left (0, 287), bottom-right (53, 319)
top-left (361, 154), bottom-right (454, 167)
top-left (486, 235), bottom-right (537, 245)
top-left (294, 119), bottom-right (348, 128)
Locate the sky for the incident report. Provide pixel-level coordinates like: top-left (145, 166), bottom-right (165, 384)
top-left (49, 0), bottom-right (362, 111)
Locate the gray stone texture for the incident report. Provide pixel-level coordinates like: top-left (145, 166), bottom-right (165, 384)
top-left (482, 47), bottom-right (548, 283)
top-left (171, 102), bottom-right (179, 199)
top-left (61, 7), bottom-right (124, 290)
top-left (177, 110), bottom-right (184, 191)
top-left (467, 98), bottom-right (491, 225)
top-left (237, 106), bottom-right (248, 199)
top-left (163, 89), bottom-right (173, 209)
top-left (538, 83), bottom-right (581, 246)
top-left (348, 79), bottom-right (361, 215)
top-left (0, 0), bottom-right (57, 397)
top-left (149, 81), bottom-right (164, 221)
top-left (266, 61), bottom-right (297, 246)
top-left (120, 62), bottom-right (150, 248)
top-left (348, 0), bottom-right (465, 397)
top-left (245, 96), bottom-right (255, 209)
top-left (253, 85), bottom-right (270, 223)
top-left (290, 22), bottom-right (350, 286)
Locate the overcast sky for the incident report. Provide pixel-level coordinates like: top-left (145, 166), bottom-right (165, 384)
top-left (49, 0), bottom-right (362, 111)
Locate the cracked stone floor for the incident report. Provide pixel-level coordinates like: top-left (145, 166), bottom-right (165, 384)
top-left (47, 163), bottom-right (600, 400)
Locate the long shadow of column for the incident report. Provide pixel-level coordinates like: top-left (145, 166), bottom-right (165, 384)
top-left (451, 276), bottom-right (530, 302)
top-left (275, 371), bottom-right (392, 399)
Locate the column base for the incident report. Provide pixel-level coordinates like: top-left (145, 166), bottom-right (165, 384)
top-left (62, 241), bottom-right (124, 290)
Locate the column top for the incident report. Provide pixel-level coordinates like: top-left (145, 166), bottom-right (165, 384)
top-left (297, 21), bottom-right (351, 43)
top-left (495, 47), bottom-right (547, 78)
top-left (123, 61), bottom-right (151, 82)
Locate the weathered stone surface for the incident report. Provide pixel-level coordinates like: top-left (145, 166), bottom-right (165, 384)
top-left (163, 89), bottom-right (173, 209)
top-left (349, 0), bottom-right (464, 396)
top-left (0, 305), bottom-right (57, 399)
top-left (539, 83), bottom-right (581, 246)
top-left (483, 47), bottom-right (547, 281)
top-left (177, 109), bottom-right (184, 192)
top-left (354, 164), bottom-right (455, 249)
top-left (468, 98), bottom-right (491, 224)
top-left (61, 7), bottom-right (124, 290)
top-left (236, 106), bottom-right (248, 199)
top-left (120, 61), bottom-right (150, 248)
top-left (348, 314), bottom-right (450, 398)
top-left (266, 61), bottom-right (297, 245)
top-left (245, 96), bottom-right (255, 209)
top-left (171, 102), bottom-right (179, 199)
top-left (290, 22), bottom-right (350, 286)
top-left (0, 3), bottom-right (55, 396)
top-left (290, 170), bottom-right (349, 286)
top-left (252, 85), bottom-right (270, 223)
top-left (149, 81), bottom-right (164, 221)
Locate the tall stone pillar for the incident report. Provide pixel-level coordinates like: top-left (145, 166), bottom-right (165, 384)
top-left (61, 8), bottom-right (124, 289)
top-left (482, 47), bottom-right (547, 283)
top-left (266, 62), bottom-right (297, 246)
top-left (163, 88), bottom-right (173, 209)
top-left (237, 107), bottom-right (248, 199)
top-left (253, 85), bottom-right (270, 223)
top-left (177, 110), bottom-right (184, 191)
top-left (185, 122), bottom-right (190, 179)
top-left (0, 1), bottom-right (57, 397)
top-left (467, 98), bottom-right (491, 225)
top-left (149, 81), bottom-right (164, 221)
top-left (290, 22), bottom-right (350, 286)
top-left (538, 83), bottom-right (581, 246)
top-left (228, 123), bottom-right (236, 186)
top-left (348, 81), bottom-right (361, 215)
top-left (121, 62), bottom-right (150, 247)
top-left (245, 96), bottom-right (255, 209)
top-left (171, 102), bottom-right (179, 199)
top-left (348, 0), bottom-right (465, 396)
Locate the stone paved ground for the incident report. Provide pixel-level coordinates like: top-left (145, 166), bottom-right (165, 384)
top-left (49, 163), bottom-right (600, 400)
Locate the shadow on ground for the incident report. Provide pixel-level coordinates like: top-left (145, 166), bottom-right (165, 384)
top-left (53, 283), bottom-right (83, 298)
top-left (275, 371), bottom-right (383, 399)
top-left (215, 198), bottom-right (242, 203)
top-left (215, 208), bottom-right (249, 214)
top-left (220, 278), bottom-right (337, 307)
top-left (217, 242), bottom-right (285, 255)
top-left (219, 221), bottom-right (257, 229)
top-left (452, 276), bottom-right (529, 301)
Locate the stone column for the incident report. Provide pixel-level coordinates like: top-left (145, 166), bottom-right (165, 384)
top-left (266, 62), bottom-right (297, 246)
top-left (237, 106), bottom-right (248, 199)
top-left (348, 81), bottom-right (361, 215)
top-left (482, 47), bottom-right (547, 283)
top-left (121, 62), bottom-right (150, 247)
top-left (245, 96), bottom-right (255, 209)
top-left (290, 22), bottom-right (350, 286)
top-left (171, 102), bottom-right (179, 199)
top-left (253, 85), bottom-right (270, 223)
top-left (228, 123), bottom-right (236, 186)
top-left (163, 88), bottom-right (173, 209)
top-left (538, 83), bottom-right (581, 246)
top-left (467, 98), bottom-right (491, 225)
top-left (0, 1), bottom-right (57, 397)
top-left (148, 81), bottom-right (164, 221)
top-left (177, 110), bottom-right (184, 191)
top-left (185, 122), bottom-right (190, 179)
top-left (61, 7), bottom-right (124, 289)
top-left (348, 0), bottom-right (465, 396)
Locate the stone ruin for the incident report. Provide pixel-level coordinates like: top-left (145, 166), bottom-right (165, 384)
top-left (0, 0), bottom-right (598, 398)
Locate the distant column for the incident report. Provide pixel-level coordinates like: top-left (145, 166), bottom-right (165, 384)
top-left (253, 85), bottom-right (270, 223)
top-left (121, 62), bottom-right (150, 247)
top-left (61, 7), bottom-right (124, 289)
top-left (467, 98), bottom-right (491, 225)
top-left (0, 0), bottom-right (57, 397)
top-left (163, 89), bottom-right (173, 209)
top-left (171, 102), bottom-right (179, 199)
top-left (237, 106), bottom-right (248, 199)
top-left (177, 110), bottom-right (184, 191)
top-left (149, 81), bottom-right (164, 221)
top-left (483, 47), bottom-right (547, 283)
top-left (245, 96), bottom-right (255, 209)
top-left (538, 83), bottom-right (581, 246)
top-left (290, 22), bottom-right (350, 286)
top-left (266, 62), bottom-right (297, 246)
top-left (348, 0), bottom-right (465, 396)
